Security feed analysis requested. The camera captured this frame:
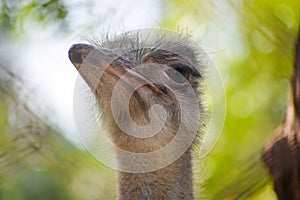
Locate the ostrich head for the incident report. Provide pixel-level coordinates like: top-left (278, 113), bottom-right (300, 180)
top-left (69, 30), bottom-right (203, 170)
top-left (68, 30), bottom-right (206, 199)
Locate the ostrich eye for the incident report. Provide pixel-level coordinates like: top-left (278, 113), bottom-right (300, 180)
top-left (166, 68), bottom-right (189, 83)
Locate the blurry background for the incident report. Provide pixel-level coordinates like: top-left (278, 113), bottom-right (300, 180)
top-left (0, 0), bottom-right (299, 199)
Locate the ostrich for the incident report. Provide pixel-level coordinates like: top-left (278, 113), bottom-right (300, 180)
top-left (68, 31), bottom-right (206, 200)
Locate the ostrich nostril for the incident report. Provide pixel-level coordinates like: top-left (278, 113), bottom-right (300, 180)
top-left (155, 84), bottom-right (168, 94)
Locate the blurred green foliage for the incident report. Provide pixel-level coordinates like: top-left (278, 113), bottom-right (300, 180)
top-left (0, 0), bottom-right (67, 38)
top-left (0, 0), bottom-right (299, 199)
top-left (0, 1), bottom-right (115, 199)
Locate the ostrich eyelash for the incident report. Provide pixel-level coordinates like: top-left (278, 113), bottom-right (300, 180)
top-left (169, 62), bottom-right (201, 78)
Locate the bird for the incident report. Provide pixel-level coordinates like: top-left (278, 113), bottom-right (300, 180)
top-left (68, 30), bottom-right (206, 200)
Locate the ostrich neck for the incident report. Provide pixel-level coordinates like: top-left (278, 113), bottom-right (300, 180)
top-left (117, 148), bottom-right (194, 200)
